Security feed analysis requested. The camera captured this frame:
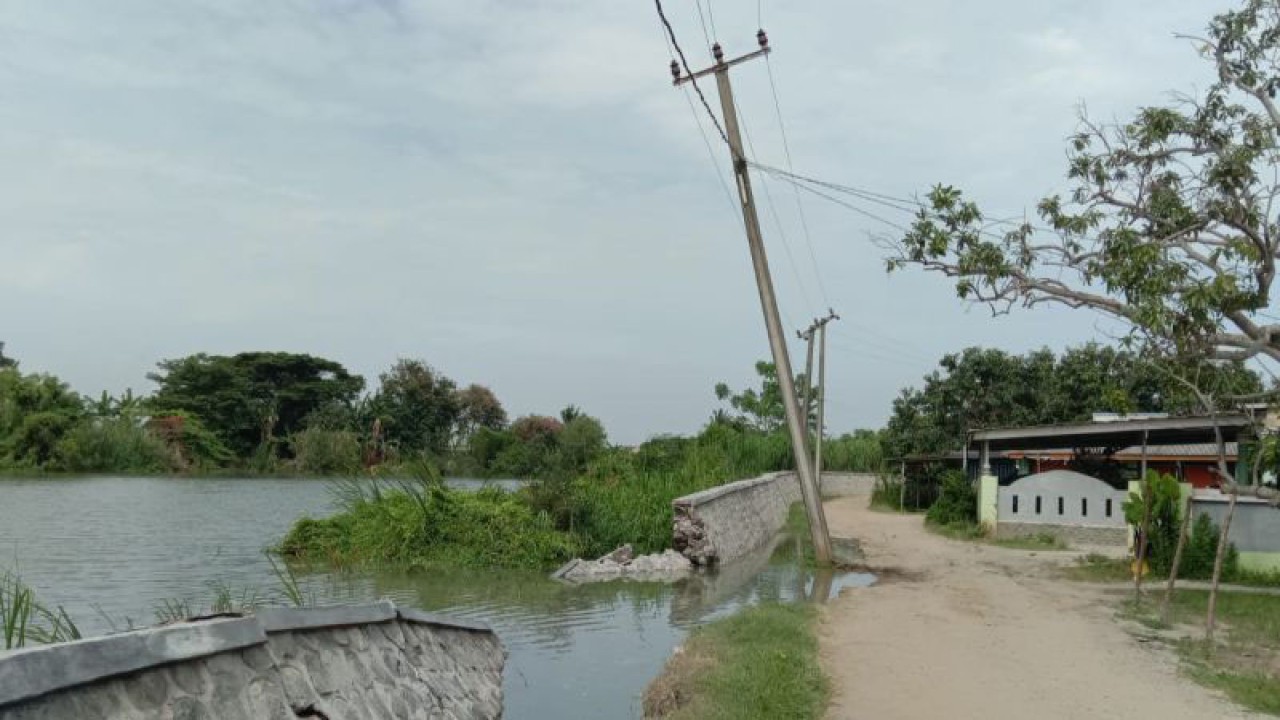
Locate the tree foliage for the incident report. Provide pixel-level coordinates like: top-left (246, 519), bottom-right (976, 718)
top-left (889, 1), bottom-right (1280, 386)
top-left (454, 384), bottom-right (507, 444)
top-left (0, 368), bottom-right (84, 468)
top-left (884, 343), bottom-right (1260, 457)
top-left (367, 359), bottom-right (458, 457)
top-left (714, 361), bottom-right (812, 433)
top-left (148, 352), bottom-right (364, 458)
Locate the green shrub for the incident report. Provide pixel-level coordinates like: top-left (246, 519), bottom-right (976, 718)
top-left (289, 427), bottom-right (362, 476)
top-left (4, 411), bottom-right (76, 467)
top-left (925, 470), bottom-right (977, 527)
top-left (56, 417), bottom-right (173, 474)
top-left (870, 473), bottom-right (905, 511)
top-left (1123, 472), bottom-right (1238, 580)
top-left (1180, 512), bottom-right (1240, 580)
top-left (1124, 471), bottom-right (1182, 572)
top-left (280, 466), bottom-right (581, 569)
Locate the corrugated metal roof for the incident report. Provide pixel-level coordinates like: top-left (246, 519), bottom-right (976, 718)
top-left (1006, 442), bottom-right (1238, 460)
top-left (970, 415), bottom-right (1250, 451)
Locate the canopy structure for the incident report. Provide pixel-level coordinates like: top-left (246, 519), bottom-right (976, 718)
top-left (969, 415), bottom-right (1250, 454)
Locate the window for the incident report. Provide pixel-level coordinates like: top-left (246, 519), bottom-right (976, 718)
top-left (1012, 495), bottom-right (1019, 514)
top-left (1081, 498), bottom-right (1088, 517)
top-left (1105, 499), bottom-right (1113, 518)
top-left (1057, 497), bottom-right (1065, 515)
top-left (1035, 496), bottom-right (1042, 515)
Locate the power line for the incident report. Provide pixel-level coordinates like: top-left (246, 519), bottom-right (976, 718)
top-left (766, 170), bottom-right (912, 233)
top-left (763, 52), bottom-right (829, 307)
top-left (682, 87), bottom-right (740, 218)
top-left (692, 0), bottom-right (714, 55)
top-left (651, 8), bottom-right (737, 219)
top-left (752, 161), bottom-right (1056, 236)
top-left (750, 161), bottom-right (918, 208)
top-left (703, 0), bottom-right (719, 41)
top-left (653, 0), bottom-right (728, 146)
top-left (736, 95), bottom-right (816, 316)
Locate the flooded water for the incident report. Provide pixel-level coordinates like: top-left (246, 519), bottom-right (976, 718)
top-left (0, 476), bottom-right (872, 719)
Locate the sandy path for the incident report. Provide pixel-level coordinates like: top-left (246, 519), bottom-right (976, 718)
top-left (820, 496), bottom-right (1261, 720)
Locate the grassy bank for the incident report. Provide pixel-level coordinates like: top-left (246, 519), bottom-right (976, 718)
top-left (279, 473), bottom-right (581, 570)
top-left (1123, 589), bottom-right (1280, 715)
top-left (282, 426), bottom-right (884, 571)
top-left (643, 603), bottom-right (828, 720)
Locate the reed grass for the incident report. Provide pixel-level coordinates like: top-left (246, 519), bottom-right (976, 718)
top-left (1, 572), bottom-right (81, 649)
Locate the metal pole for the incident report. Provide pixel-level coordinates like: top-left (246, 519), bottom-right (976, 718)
top-left (709, 49), bottom-right (832, 564)
top-left (813, 320), bottom-right (828, 484)
top-left (1141, 430), bottom-right (1149, 479)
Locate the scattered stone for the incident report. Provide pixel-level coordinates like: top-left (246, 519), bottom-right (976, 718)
top-left (672, 507), bottom-right (716, 566)
top-left (552, 547), bottom-right (693, 583)
top-left (603, 544), bottom-right (635, 564)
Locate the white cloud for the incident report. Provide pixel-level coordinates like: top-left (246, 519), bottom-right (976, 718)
top-left (0, 0), bottom-right (1234, 441)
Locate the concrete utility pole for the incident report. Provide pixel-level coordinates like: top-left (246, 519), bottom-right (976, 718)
top-left (799, 327), bottom-right (816, 432)
top-left (813, 310), bottom-right (840, 482)
top-left (798, 310), bottom-right (839, 484)
top-left (674, 32), bottom-right (832, 564)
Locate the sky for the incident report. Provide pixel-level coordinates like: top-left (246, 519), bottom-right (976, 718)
top-left (0, 0), bottom-right (1233, 444)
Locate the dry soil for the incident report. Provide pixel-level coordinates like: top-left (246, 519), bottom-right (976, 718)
top-left (820, 496), bottom-right (1263, 720)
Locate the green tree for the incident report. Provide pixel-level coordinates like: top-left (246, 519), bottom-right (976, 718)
top-left (0, 368), bottom-right (84, 468)
top-left (0, 343), bottom-right (15, 370)
top-left (147, 352), bottom-right (364, 459)
top-left (557, 415), bottom-right (607, 474)
top-left (368, 359), bottom-right (459, 457)
top-left (714, 361), bottom-right (809, 433)
top-left (455, 384), bottom-right (507, 444)
top-left (888, 1), bottom-right (1280, 389)
top-left (882, 344), bottom-right (1260, 457)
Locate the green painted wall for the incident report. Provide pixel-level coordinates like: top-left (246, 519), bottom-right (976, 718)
top-left (1237, 551), bottom-right (1280, 574)
top-left (979, 474), bottom-right (998, 533)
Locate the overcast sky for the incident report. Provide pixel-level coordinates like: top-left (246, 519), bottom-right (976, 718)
top-left (0, 1), bottom-right (1231, 443)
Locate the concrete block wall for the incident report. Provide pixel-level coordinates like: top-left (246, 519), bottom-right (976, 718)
top-left (1194, 493), bottom-right (1280, 573)
top-left (0, 601), bottom-right (504, 720)
top-left (995, 521), bottom-right (1128, 546)
top-left (672, 471), bottom-right (877, 566)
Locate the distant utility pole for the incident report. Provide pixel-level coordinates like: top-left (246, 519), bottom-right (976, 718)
top-left (674, 31), bottom-right (832, 564)
top-left (798, 327), bottom-right (816, 431)
top-left (798, 311), bottom-right (839, 483)
top-left (812, 310), bottom-right (840, 483)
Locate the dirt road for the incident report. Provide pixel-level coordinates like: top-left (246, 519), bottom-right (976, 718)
top-left (820, 496), bottom-right (1260, 720)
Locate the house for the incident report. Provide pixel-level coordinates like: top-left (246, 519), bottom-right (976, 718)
top-left (959, 414), bottom-right (1280, 572)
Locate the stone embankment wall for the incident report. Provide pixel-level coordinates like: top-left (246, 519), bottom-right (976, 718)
top-left (0, 601), bottom-right (504, 720)
top-left (673, 472), bottom-right (878, 566)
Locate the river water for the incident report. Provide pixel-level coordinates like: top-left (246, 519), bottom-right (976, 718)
top-left (0, 476), bottom-right (871, 719)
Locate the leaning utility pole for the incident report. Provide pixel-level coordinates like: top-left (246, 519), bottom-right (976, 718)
top-left (674, 31), bottom-right (832, 564)
top-left (813, 310), bottom-right (839, 482)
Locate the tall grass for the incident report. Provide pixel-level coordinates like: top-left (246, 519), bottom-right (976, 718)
top-left (281, 464), bottom-right (581, 569)
top-left (1, 572), bottom-right (81, 649)
top-left (821, 432), bottom-right (883, 473)
top-left (281, 427), bottom-right (886, 570)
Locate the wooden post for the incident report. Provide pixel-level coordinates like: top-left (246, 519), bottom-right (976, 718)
top-left (1133, 432), bottom-right (1151, 603)
top-left (1205, 489), bottom-right (1238, 644)
top-left (1161, 492), bottom-right (1193, 625)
